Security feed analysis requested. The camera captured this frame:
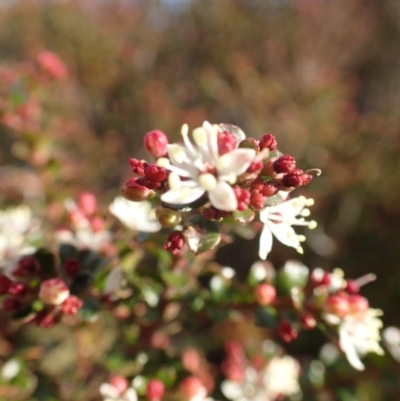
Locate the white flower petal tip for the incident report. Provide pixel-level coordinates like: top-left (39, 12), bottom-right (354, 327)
top-left (258, 196), bottom-right (315, 260)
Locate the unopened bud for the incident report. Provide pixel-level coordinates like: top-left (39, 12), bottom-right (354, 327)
top-left (239, 138), bottom-right (260, 152)
top-left (277, 320), bottom-right (298, 343)
top-left (273, 155), bottom-right (296, 174)
top-left (146, 379), bottom-right (165, 401)
top-left (300, 312), bottom-right (317, 329)
top-left (121, 178), bottom-right (154, 202)
top-left (324, 294), bottom-right (349, 318)
top-left (259, 133), bottom-right (277, 150)
top-left (109, 375), bottom-right (129, 395)
top-left (254, 283), bottom-right (276, 306)
top-left (78, 191), bottom-right (97, 215)
top-left (155, 207), bottom-right (182, 228)
top-left (348, 295), bottom-right (369, 313)
top-left (144, 130), bottom-right (169, 158)
top-left (180, 377), bottom-right (205, 399)
top-left (39, 278), bottom-right (70, 305)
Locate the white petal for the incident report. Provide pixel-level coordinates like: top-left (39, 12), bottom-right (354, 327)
top-left (268, 221), bottom-right (301, 249)
top-left (208, 181), bottom-right (237, 211)
top-left (221, 380), bottom-right (243, 399)
top-left (103, 266), bottom-right (123, 295)
top-left (161, 186), bottom-right (205, 205)
top-left (124, 388), bottom-right (138, 401)
top-left (217, 148), bottom-right (256, 177)
top-left (99, 383), bottom-right (120, 399)
top-left (339, 326), bottom-right (365, 370)
top-left (167, 144), bottom-right (198, 178)
top-left (259, 224), bottom-right (273, 260)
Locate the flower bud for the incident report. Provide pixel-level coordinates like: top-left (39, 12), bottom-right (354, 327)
top-left (0, 275), bottom-right (12, 295)
top-left (254, 283), bottom-right (276, 306)
top-left (345, 279), bottom-right (360, 294)
top-left (259, 133), bottom-right (277, 150)
top-left (218, 130), bottom-right (237, 155)
top-left (179, 377), bottom-right (205, 399)
top-left (155, 207), bottom-right (182, 228)
top-left (64, 258), bottom-right (80, 276)
top-left (61, 295), bottom-right (83, 315)
top-left (348, 295), bottom-right (369, 313)
top-left (146, 379), bottom-right (165, 401)
top-left (144, 130), bottom-right (169, 158)
top-left (121, 178), bottom-right (154, 202)
top-left (300, 312), bottom-right (317, 329)
top-left (39, 278), bottom-right (70, 305)
top-left (239, 138), bottom-right (260, 152)
top-left (36, 51), bottom-right (68, 80)
top-left (324, 294), bottom-right (349, 318)
top-left (277, 320), bottom-right (298, 343)
top-left (282, 169), bottom-right (304, 188)
top-left (109, 375), bottom-right (129, 395)
top-left (182, 348), bottom-right (202, 373)
top-left (273, 155), bottom-right (296, 174)
top-left (78, 191), bottom-right (97, 216)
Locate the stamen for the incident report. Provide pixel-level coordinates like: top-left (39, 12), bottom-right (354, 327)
top-left (216, 153), bottom-right (232, 170)
top-left (308, 221), bottom-right (317, 229)
top-left (168, 172), bottom-right (182, 190)
top-left (157, 157), bottom-right (170, 167)
top-left (192, 127), bottom-right (207, 147)
top-left (198, 173), bottom-right (217, 191)
top-left (169, 145), bottom-right (187, 164)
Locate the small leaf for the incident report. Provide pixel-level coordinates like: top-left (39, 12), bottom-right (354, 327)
top-left (232, 208), bottom-right (255, 224)
top-left (70, 272), bottom-right (93, 294)
top-left (183, 226), bottom-right (221, 254)
top-left (34, 248), bottom-right (56, 277)
top-left (58, 244), bottom-right (78, 265)
top-left (254, 307), bottom-right (278, 328)
top-left (77, 297), bottom-right (99, 322)
top-left (161, 271), bottom-right (189, 288)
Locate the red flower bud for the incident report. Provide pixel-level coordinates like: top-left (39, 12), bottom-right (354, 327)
top-left (146, 379), bottom-right (165, 401)
top-left (0, 275), bottom-right (12, 295)
top-left (273, 155), bottom-right (296, 174)
top-left (218, 130), bottom-right (237, 155)
top-left (36, 51), bottom-right (68, 80)
top-left (277, 320), bottom-right (298, 343)
top-left (254, 283), bottom-right (276, 306)
top-left (144, 130), bottom-right (169, 158)
top-left (61, 295), bottom-right (83, 315)
top-left (325, 294), bottom-right (350, 318)
top-left (109, 375), bottom-right (129, 395)
top-left (64, 258), bottom-right (80, 276)
top-left (121, 178), bottom-right (154, 202)
top-left (261, 182), bottom-right (279, 197)
top-left (348, 295), bottom-right (369, 313)
top-left (300, 312), bottom-right (317, 329)
top-left (259, 133), bottom-right (277, 150)
top-left (250, 193), bottom-right (266, 210)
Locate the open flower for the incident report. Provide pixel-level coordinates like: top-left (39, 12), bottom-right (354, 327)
top-left (338, 308), bottom-right (384, 370)
top-left (109, 196), bottom-right (161, 232)
top-left (159, 122), bottom-right (256, 211)
top-left (258, 196), bottom-right (316, 260)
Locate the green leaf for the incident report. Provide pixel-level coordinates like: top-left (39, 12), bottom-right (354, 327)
top-left (183, 226), bottom-right (221, 254)
top-left (232, 208), bottom-right (255, 224)
top-left (254, 307), bottom-right (278, 328)
top-left (58, 244), bottom-right (78, 265)
top-left (77, 297), bottom-right (99, 322)
top-left (161, 271), bottom-right (189, 288)
top-left (34, 248), bottom-right (56, 278)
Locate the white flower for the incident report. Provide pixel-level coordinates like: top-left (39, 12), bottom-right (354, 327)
top-left (109, 196), bottom-right (161, 232)
top-left (258, 196), bottom-right (317, 260)
top-left (337, 308), bottom-right (384, 370)
top-left (262, 356), bottom-right (300, 398)
top-left (221, 366), bottom-right (269, 401)
top-left (159, 121), bottom-right (256, 211)
top-left (99, 383), bottom-right (138, 401)
top-left (0, 205), bottom-right (40, 275)
top-left (55, 227), bottom-right (111, 252)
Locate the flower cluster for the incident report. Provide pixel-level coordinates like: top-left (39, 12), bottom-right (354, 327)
top-left (122, 122), bottom-right (319, 256)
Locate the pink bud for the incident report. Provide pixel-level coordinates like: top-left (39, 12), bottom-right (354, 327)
top-left (179, 377), bottom-right (205, 399)
top-left (36, 51), bottom-right (68, 80)
top-left (109, 375), bottom-right (129, 395)
top-left (254, 283), bottom-right (276, 306)
top-left (78, 192), bottom-right (97, 216)
top-left (146, 379), bottom-right (165, 401)
top-left (61, 295), bottom-right (83, 315)
top-left (182, 348), bottom-right (202, 373)
top-left (273, 155), bottom-right (296, 174)
top-left (144, 130), bottom-right (169, 158)
top-left (39, 278), bottom-right (70, 305)
top-left (300, 312), bottom-right (317, 329)
top-left (277, 320), bottom-right (298, 343)
top-left (259, 133), bottom-right (277, 150)
top-left (348, 295), bottom-right (369, 313)
top-left (324, 294), bottom-right (350, 318)
top-left (121, 177), bottom-right (154, 202)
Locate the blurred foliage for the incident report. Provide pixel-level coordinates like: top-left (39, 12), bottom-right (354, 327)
top-left (0, 0), bottom-right (400, 400)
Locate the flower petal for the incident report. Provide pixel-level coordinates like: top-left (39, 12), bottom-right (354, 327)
top-left (124, 388), bottom-right (138, 401)
top-left (221, 380), bottom-right (243, 399)
top-left (208, 181), bottom-right (237, 211)
top-left (268, 221), bottom-right (301, 249)
top-left (259, 224), bottom-right (273, 260)
top-left (161, 186), bottom-right (205, 205)
top-left (217, 148), bottom-right (256, 177)
top-left (339, 325), bottom-right (365, 370)
top-left (99, 383), bottom-right (120, 399)
top-left (167, 144), bottom-right (198, 178)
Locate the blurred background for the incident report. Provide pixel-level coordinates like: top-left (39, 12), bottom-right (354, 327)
top-left (0, 0), bottom-right (400, 399)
